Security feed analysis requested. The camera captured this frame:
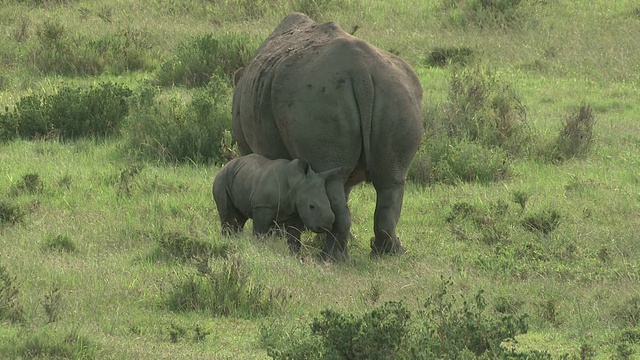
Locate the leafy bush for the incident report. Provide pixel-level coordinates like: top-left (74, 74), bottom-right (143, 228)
top-left (416, 278), bottom-right (529, 358)
top-left (440, 66), bottom-right (528, 152)
top-left (2, 82), bottom-right (132, 141)
top-left (0, 200), bottom-right (26, 226)
top-left (612, 295), bottom-right (640, 328)
top-left (147, 230), bottom-right (229, 263)
top-left (444, 0), bottom-right (524, 29)
top-left (291, 0), bottom-right (337, 20)
top-left (29, 19), bottom-right (152, 76)
top-left (410, 66), bottom-right (530, 186)
top-left (0, 265), bottom-right (24, 323)
top-left (521, 207), bottom-right (561, 235)
top-left (126, 79), bottom-right (232, 164)
top-left (553, 103), bottom-right (595, 161)
top-left (0, 329), bottom-right (97, 359)
top-left (425, 46), bottom-right (475, 67)
top-left (155, 32), bottom-right (257, 87)
top-left (408, 137), bottom-right (510, 186)
top-left (311, 301), bottom-right (412, 359)
top-left (261, 278), bottom-right (536, 359)
top-left (42, 234), bottom-right (77, 254)
top-left (163, 255), bottom-right (288, 318)
top-left (10, 173), bottom-right (44, 195)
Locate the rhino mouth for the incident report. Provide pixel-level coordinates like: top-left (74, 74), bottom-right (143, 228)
top-left (309, 224), bottom-right (332, 234)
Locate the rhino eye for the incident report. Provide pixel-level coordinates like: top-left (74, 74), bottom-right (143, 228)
top-left (309, 204), bottom-right (316, 210)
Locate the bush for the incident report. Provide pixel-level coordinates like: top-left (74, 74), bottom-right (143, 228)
top-left (444, 0), bottom-right (524, 29)
top-left (147, 231), bottom-right (229, 263)
top-left (408, 137), bottom-right (510, 186)
top-left (0, 329), bottom-right (98, 359)
top-left (0, 265), bottom-right (24, 323)
top-left (440, 66), bottom-right (528, 152)
top-left (311, 301), bottom-right (412, 359)
top-left (42, 234), bottom-right (77, 254)
top-left (291, 0), bottom-right (337, 20)
top-left (425, 46), bottom-right (475, 67)
top-left (10, 173), bottom-right (44, 195)
top-left (4, 82), bottom-right (132, 140)
top-left (553, 103), bottom-right (595, 161)
top-left (521, 207), bottom-right (561, 235)
top-left (163, 255), bottom-right (288, 318)
top-left (0, 200), bottom-right (26, 226)
top-left (155, 32), bottom-right (257, 88)
top-left (126, 79), bottom-right (232, 164)
top-left (261, 278), bottom-right (537, 359)
top-left (30, 19), bottom-right (152, 76)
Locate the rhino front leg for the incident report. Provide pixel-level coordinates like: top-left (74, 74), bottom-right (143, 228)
top-left (284, 218), bottom-right (305, 253)
top-left (324, 179), bottom-right (351, 261)
top-left (370, 184), bottom-right (408, 255)
top-left (252, 207), bottom-right (276, 237)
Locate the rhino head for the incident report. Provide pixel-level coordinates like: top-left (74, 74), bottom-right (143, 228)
top-left (288, 159), bottom-right (339, 233)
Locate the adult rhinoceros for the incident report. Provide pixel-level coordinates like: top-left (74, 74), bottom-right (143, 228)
top-left (232, 12), bottom-right (423, 261)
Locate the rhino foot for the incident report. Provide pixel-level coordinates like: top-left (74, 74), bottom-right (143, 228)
top-left (321, 245), bottom-right (350, 262)
top-left (370, 236), bottom-right (407, 257)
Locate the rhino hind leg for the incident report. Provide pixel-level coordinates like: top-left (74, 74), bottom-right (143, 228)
top-left (220, 208), bottom-right (248, 235)
top-left (369, 184), bottom-right (408, 256)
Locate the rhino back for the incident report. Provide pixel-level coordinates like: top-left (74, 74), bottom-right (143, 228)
top-left (233, 13), bottom-right (422, 177)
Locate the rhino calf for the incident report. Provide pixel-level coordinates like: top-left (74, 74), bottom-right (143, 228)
top-left (213, 154), bottom-right (338, 252)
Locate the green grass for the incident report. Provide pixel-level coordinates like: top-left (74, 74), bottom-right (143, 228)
top-left (2, 0), bottom-right (640, 358)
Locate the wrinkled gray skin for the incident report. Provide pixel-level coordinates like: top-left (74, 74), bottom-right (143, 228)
top-left (213, 153), bottom-right (338, 252)
top-left (232, 13), bottom-right (423, 261)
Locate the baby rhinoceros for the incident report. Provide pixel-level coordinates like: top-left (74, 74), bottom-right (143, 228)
top-left (213, 154), bottom-right (339, 252)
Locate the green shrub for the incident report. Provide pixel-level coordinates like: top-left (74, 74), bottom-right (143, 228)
top-left (163, 255), bottom-right (288, 318)
top-left (311, 301), bottom-right (412, 359)
top-left (84, 28), bottom-right (154, 75)
top-left (147, 230), bottom-right (229, 263)
top-left (155, 32), bottom-right (257, 87)
top-left (10, 173), bottom-right (44, 195)
top-left (42, 234), bottom-right (77, 254)
top-left (521, 207), bottom-right (561, 235)
top-left (126, 80), bottom-right (232, 164)
top-left (6, 82), bottom-right (132, 140)
top-left (552, 103), bottom-right (595, 161)
top-left (613, 295), bottom-right (640, 328)
top-left (416, 278), bottom-right (529, 358)
top-left (408, 137), bottom-right (510, 186)
top-left (444, 0), bottom-right (524, 29)
top-left (440, 66), bottom-right (528, 152)
top-left (0, 265), bottom-right (24, 323)
top-left (425, 46), bottom-right (475, 67)
top-left (0, 200), bottom-right (26, 226)
top-left (291, 0), bottom-right (337, 20)
top-left (0, 329), bottom-right (97, 359)
top-left (29, 19), bottom-right (152, 76)
top-left (261, 278), bottom-right (535, 359)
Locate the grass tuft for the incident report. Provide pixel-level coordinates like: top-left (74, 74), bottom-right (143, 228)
top-left (163, 254), bottom-right (288, 318)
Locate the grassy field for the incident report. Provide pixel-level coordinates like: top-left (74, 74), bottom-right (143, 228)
top-left (1, 0), bottom-right (640, 358)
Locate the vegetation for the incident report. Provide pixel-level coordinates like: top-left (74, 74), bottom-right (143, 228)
top-left (1, 0), bottom-right (639, 358)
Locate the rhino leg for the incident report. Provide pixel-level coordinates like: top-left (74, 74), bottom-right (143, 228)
top-left (323, 179), bottom-right (351, 261)
top-left (284, 218), bottom-right (305, 253)
top-left (219, 208), bottom-right (248, 236)
top-left (252, 207), bottom-right (276, 237)
top-left (370, 184), bottom-right (408, 255)
top-left (214, 188), bottom-right (248, 235)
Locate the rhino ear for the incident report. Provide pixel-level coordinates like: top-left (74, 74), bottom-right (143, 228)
top-left (290, 158), bottom-right (310, 174)
top-left (318, 167), bottom-right (342, 181)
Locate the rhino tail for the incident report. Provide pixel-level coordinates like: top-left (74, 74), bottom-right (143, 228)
top-left (351, 70), bottom-right (374, 177)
